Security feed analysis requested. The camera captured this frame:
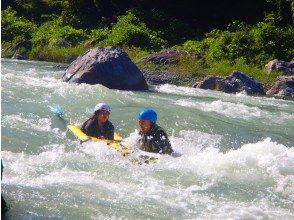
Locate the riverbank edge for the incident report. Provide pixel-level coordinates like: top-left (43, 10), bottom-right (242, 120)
top-left (2, 52), bottom-right (293, 100)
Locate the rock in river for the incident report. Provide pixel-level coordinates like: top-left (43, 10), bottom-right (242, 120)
top-left (62, 46), bottom-right (148, 91)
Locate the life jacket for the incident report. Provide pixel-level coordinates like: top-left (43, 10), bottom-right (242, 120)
top-left (138, 124), bottom-right (173, 155)
top-left (81, 117), bottom-right (114, 140)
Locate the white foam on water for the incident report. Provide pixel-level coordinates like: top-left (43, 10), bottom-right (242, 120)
top-left (155, 84), bottom-right (223, 98)
top-left (2, 66), bottom-right (112, 102)
top-left (174, 98), bottom-right (294, 124)
top-left (2, 114), bottom-right (52, 132)
top-left (2, 133), bottom-right (294, 218)
top-left (2, 70), bottom-right (62, 89)
top-left (236, 90), bottom-right (248, 96)
top-left (201, 203), bottom-right (294, 219)
top-left (173, 138), bottom-right (293, 199)
top-left (156, 84), bottom-right (293, 109)
top-left (119, 136), bottom-right (293, 213)
top-left (51, 83), bottom-right (107, 98)
top-left (120, 130), bottom-right (294, 201)
top-left (1, 144), bottom-right (111, 188)
top-left (26, 68), bottom-right (38, 76)
top-left (175, 99), bottom-right (263, 119)
top-left (170, 130), bottom-right (222, 155)
top-left (79, 141), bottom-right (120, 161)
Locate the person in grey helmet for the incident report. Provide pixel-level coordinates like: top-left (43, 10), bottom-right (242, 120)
top-left (81, 103), bottom-right (114, 140)
top-left (137, 108), bottom-right (173, 155)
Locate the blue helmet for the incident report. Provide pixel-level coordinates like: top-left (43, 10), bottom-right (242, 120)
top-left (138, 108), bottom-right (157, 123)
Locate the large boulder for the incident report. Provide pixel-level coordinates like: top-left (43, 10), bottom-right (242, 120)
top-left (193, 76), bottom-right (223, 90)
top-left (266, 76), bottom-right (294, 98)
top-left (265, 59), bottom-right (294, 75)
top-left (195, 71), bottom-right (265, 95)
top-left (62, 46), bottom-right (148, 90)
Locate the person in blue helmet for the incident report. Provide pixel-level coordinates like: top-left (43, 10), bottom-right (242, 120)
top-left (81, 103), bottom-right (114, 140)
top-left (137, 108), bottom-right (173, 155)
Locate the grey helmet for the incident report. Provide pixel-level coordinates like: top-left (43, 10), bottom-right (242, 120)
top-left (94, 103), bottom-right (111, 113)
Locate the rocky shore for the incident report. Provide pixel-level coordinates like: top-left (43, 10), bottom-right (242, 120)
top-left (10, 46), bottom-right (294, 99)
top-left (139, 49), bottom-right (294, 99)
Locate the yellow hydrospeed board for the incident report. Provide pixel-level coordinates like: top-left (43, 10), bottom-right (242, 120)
top-left (67, 124), bottom-right (158, 164)
top-left (67, 124), bottom-right (130, 156)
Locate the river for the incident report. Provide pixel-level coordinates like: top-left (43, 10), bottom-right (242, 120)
top-left (1, 58), bottom-right (294, 219)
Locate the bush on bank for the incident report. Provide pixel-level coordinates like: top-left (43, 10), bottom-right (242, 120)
top-left (27, 11), bottom-right (166, 61)
top-left (28, 17), bottom-right (86, 61)
top-left (90, 11), bottom-right (167, 50)
top-left (1, 6), bottom-right (36, 43)
top-left (182, 21), bottom-right (294, 66)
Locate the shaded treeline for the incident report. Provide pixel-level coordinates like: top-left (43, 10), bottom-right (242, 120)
top-left (2, 1), bottom-right (293, 33)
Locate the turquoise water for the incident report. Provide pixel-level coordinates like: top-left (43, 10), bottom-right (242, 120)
top-left (1, 58), bottom-right (294, 219)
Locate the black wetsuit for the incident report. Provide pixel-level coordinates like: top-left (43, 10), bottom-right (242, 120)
top-left (81, 118), bottom-right (114, 140)
top-left (138, 124), bottom-right (173, 155)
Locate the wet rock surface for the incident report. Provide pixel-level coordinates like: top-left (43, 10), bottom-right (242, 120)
top-left (195, 71), bottom-right (265, 95)
top-left (62, 46), bottom-right (148, 90)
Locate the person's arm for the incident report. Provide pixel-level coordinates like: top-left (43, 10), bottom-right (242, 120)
top-left (81, 118), bottom-right (96, 137)
top-left (153, 130), bottom-right (173, 155)
top-left (105, 122), bottom-right (114, 140)
top-left (81, 118), bottom-right (90, 133)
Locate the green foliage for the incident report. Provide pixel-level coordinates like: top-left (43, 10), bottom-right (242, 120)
top-left (164, 19), bottom-right (193, 44)
top-left (60, 0), bottom-right (102, 28)
top-left (83, 11), bottom-right (168, 51)
top-left (166, 57), bottom-right (210, 86)
top-left (89, 28), bottom-right (110, 43)
top-left (182, 40), bottom-right (207, 54)
top-left (29, 44), bottom-right (86, 63)
top-left (14, 0), bottom-right (36, 12)
top-left (265, 0), bottom-right (293, 24)
top-left (1, 42), bottom-right (13, 58)
top-left (123, 46), bottom-right (151, 62)
top-left (137, 8), bottom-right (195, 45)
top-left (100, 11), bottom-right (167, 50)
top-left (12, 0), bottom-right (68, 22)
top-left (31, 18), bottom-right (86, 47)
top-left (292, 0), bottom-right (294, 20)
top-left (250, 22), bottom-right (294, 63)
top-left (42, 0), bottom-right (68, 8)
top-left (182, 21), bottom-right (294, 65)
top-left (1, 7), bottom-right (37, 42)
top-left (209, 58), bottom-right (280, 86)
top-left (28, 17), bottom-right (87, 62)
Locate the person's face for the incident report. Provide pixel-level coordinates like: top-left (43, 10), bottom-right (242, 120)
top-left (97, 110), bottom-right (110, 123)
top-left (138, 120), bottom-right (152, 134)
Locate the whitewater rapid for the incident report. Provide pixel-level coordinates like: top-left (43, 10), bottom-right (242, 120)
top-left (1, 59), bottom-right (294, 219)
